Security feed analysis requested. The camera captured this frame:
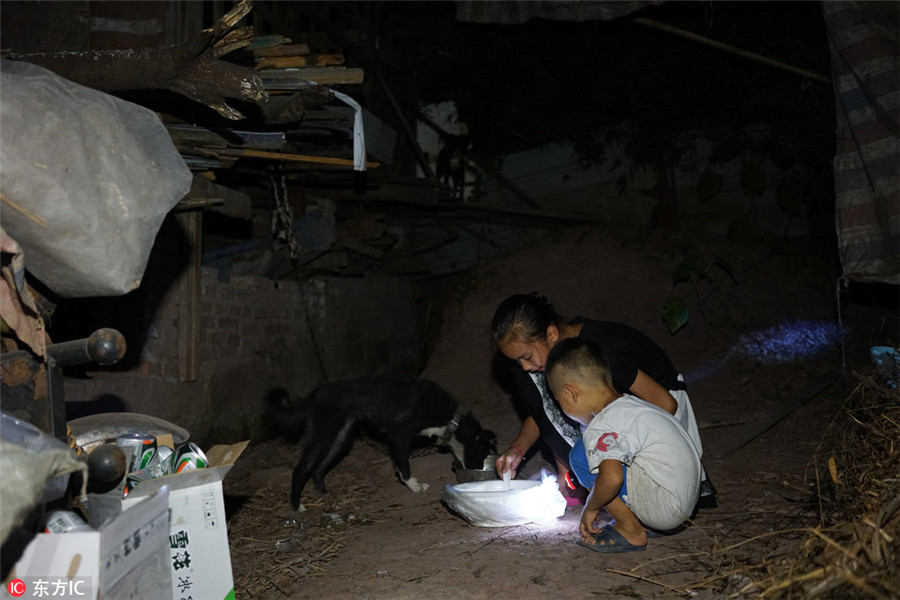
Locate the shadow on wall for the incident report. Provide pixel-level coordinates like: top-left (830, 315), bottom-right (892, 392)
top-left (65, 394), bottom-right (128, 422)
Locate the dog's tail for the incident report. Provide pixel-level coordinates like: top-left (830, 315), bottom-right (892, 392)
top-left (264, 387), bottom-right (308, 441)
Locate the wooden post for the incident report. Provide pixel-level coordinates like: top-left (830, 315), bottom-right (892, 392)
top-left (177, 210), bottom-right (202, 382)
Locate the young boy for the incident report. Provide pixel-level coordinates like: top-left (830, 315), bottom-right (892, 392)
top-left (545, 337), bottom-right (701, 553)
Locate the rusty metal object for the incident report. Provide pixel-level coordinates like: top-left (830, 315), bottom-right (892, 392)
top-left (46, 328), bottom-right (126, 367)
top-left (1, 328), bottom-right (127, 441)
top-left (0, 351), bottom-right (63, 440)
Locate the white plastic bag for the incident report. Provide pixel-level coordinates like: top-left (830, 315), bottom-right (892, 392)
top-left (0, 411), bottom-right (87, 546)
top-left (441, 470), bottom-right (567, 527)
top-left (0, 60), bottom-right (192, 297)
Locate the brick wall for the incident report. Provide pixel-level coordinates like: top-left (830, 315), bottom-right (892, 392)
top-left (64, 268), bottom-right (422, 446)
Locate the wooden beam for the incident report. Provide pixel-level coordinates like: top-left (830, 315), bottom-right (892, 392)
top-left (176, 211), bottom-right (202, 383)
top-left (252, 43), bottom-right (311, 58)
top-left (633, 18), bottom-right (830, 84)
top-left (260, 66), bottom-right (364, 85)
top-left (255, 54), bottom-right (345, 69)
top-left (217, 147), bottom-right (380, 168)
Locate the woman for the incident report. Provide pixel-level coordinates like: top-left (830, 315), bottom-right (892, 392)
top-left (491, 293), bottom-right (714, 507)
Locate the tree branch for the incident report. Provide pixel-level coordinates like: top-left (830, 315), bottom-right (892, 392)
top-left (4, 0), bottom-right (267, 121)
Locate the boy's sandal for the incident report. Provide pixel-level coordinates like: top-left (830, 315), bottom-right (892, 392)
top-left (576, 524), bottom-right (647, 553)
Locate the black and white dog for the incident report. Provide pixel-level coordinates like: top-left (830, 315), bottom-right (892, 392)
top-left (266, 377), bottom-right (496, 511)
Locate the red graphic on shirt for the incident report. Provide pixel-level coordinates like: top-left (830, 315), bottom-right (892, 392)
top-left (594, 432), bottom-right (619, 452)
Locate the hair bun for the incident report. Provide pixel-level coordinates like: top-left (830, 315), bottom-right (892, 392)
top-left (528, 292), bottom-right (555, 312)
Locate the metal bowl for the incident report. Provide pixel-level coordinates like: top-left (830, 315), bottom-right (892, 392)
top-left (452, 454), bottom-right (499, 483)
top-left (68, 412), bottom-right (190, 453)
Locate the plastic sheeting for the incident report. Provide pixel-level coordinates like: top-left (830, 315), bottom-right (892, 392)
top-left (823, 2), bottom-right (900, 284)
top-left (0, 412), bottom-right (86, 547)
top-left (454, 0), bottom-right (663, 24)
top-left (0, 59), bottom-right (193, 298)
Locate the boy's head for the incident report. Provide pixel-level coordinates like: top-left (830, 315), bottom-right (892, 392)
top-left (545, 337), bottom-right (616, 425)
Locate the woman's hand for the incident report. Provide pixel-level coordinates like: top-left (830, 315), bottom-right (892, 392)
top-left (495, 445), bottom-right (524, 477)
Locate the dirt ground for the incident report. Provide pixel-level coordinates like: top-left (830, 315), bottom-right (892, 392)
top-left (224, 225), bottom-right (894, 599)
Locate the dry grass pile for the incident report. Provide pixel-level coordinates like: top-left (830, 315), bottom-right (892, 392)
top-left (613, 367), bottom-right (899, 600)
top-left (227, 441), bottom-right (385, 599)
top-left (790, 369), bottom-right (900, 599)
top-left (714, 367), bottom-right (900, 599)
top-left (228, 489), bottom-right (349, 598)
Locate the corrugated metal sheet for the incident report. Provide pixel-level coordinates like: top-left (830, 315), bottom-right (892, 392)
top-left (824, 1), bottom-right (900, 284)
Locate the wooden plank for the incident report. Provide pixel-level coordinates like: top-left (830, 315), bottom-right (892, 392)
top-left (260, 66), bottom-right (364, 85)
top-left (166, 124), bottom-right (230, 148)
top-left (634, 18), bottom-right (830, 84)
top-left (251, 42), bottom-right (310, 58)
top-left (218, 147), bottom-right (379, 169)
top-left (176, 211), bottom-right (202, 383)
top-left (255, 54), bottom-right (345, 69)
top-left (245, 34), bottom-right (292, 50)
top-left (185, 175), bottom-right (253, 220)
top-left (175, 197), bottom-right (224, 210)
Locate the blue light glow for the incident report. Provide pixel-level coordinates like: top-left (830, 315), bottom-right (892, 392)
top-left (725, 319), bottom-right (844, 365)
top-left (684, 319), bottom-right (844, 383)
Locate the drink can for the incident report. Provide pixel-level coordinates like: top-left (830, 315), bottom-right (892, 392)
top-left (171, 442), bottom-right (209, 473)
top-left (123, 469), bottom-right (153, 497)
top-left (116, 433), bottom-right (157, 473)
top-left (149, 445), bottom-right (174, 478)
top-left (43, 510), bottom-right (93, 534)
top-left (123, 474), bottom-right (140, 497)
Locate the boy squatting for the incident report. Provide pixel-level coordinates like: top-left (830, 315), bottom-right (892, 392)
top-left (544, 337), bottom-right (701, 552)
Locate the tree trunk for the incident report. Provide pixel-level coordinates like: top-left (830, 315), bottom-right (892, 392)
top-left (4, 0), bottom-right (267, 121)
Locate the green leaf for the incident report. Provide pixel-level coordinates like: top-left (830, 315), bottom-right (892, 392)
top-left (663, 298), bottom-right (690, 334)
top-left (696, 167), bottom-right (724, 201)
top-left (740, 161), bottom-right (767, 195)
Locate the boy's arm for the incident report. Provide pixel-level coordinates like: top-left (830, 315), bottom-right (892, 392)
top-left (580, 459), bottom-right (625, 536)
top-left (630, 370), bottom-right (677, 415)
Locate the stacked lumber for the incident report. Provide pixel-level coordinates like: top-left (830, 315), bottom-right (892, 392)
top-left (168, 34), bottom-right (373, 171)
top-left (247, 37), bottom-right (365, 89)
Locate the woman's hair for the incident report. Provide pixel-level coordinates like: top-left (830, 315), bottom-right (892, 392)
top-left (491, 293), bottom-right (560, 345)
top-left (545, 337), bottom-right (614, 392)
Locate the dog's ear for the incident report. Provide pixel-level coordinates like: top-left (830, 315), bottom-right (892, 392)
top-left (264, 387), bottom-right (300, 439)
top-left (479, 430), bottom-right (498, 453)
top-left (463, 412), bottom-right (496, 449)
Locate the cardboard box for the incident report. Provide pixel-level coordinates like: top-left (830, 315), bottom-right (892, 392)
top-left (13, 486), bottom-right (171, 600)
top-left (86, 441), bottom-right (248, 600)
